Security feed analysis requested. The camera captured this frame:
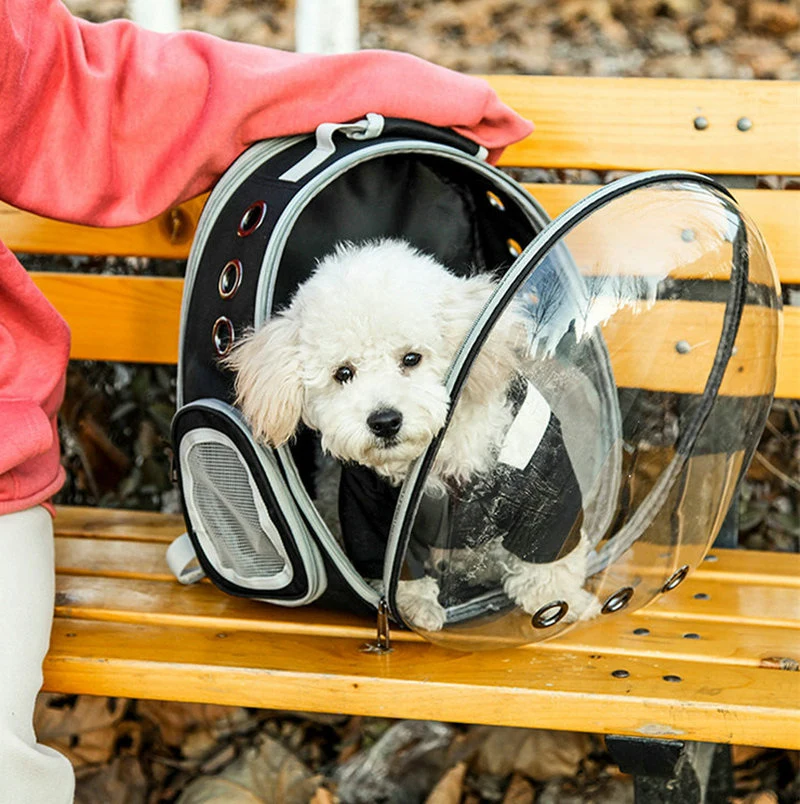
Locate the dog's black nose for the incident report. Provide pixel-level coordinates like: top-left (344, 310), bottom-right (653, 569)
top-left (367, 408), bottom-right (403, 438)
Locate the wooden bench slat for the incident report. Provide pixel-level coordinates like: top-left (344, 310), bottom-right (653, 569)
top-left (54, 564), bottom-right (799, 636)
top-left (544, 616), bottom-right (800, 669)
top-left (776, 307), bottom-right (798, 399)
top-left (43, 618), bottom-right (800, 749)
top-left (54, 506), bottom-right (183, 543)
top-left (604, 301), bottom-right (780, 397)
top-left (54, 508), bottom-right (800, 590)
top-left (527, 185), bottom-right (800, 285)
top-left (32, 274), bottom-right (183, 365)
top-left (33, 272), bottom-right (799, 398)
top-left (0, 196), bottom-right (206, 259)
top-left (486, 76), bottom-right (800, 174)
top-left (53, 534), bottom-right (800, 591)
top-left (56, 537), bottom-right (176, 581)
top-left (644, 580), bottom-right (800, 628)
top-left (10, 187), bottom-right (798, 286)
top-left (693, 549), bottom-right (800, 587)
top-left (52, 573), bottom-right (800, 667)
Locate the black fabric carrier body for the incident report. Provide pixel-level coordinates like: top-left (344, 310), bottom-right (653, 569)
top-left (170, 113), bottom-right (771, 648)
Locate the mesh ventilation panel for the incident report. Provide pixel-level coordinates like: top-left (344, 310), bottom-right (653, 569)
top-left (184, 436), bottom-right (292, 588)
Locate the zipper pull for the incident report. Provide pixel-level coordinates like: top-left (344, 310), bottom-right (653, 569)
top-left (168, 447), bottom-right (178, 486)
top-left (360, 597), bottom-right (393, 654)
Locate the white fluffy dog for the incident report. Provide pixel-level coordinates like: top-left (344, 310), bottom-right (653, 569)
top-left (227, 239), bottom-right (595, 631)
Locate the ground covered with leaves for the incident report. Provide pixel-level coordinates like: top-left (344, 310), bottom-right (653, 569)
top-left (33, 696), bottom-right (800, 803)
top-left (37, 1), bottom-right (800, 802)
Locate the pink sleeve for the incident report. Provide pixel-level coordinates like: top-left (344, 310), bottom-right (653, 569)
top-left (0, 0), bottom-right (532, 227)
top-left (0, 244), bottom-right (69, 515)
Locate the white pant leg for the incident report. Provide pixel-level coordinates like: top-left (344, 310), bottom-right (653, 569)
top-left (0, 506), bottom-right (75, 804)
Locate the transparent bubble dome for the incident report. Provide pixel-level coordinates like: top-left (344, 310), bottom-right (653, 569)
top-left (388, 174), bottom-right (782, 650)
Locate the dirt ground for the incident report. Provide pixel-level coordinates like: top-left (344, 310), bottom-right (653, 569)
top-left (67, 0), bottom-right (800, 79)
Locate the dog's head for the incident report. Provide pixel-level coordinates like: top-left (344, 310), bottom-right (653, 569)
top-left (226, 239), bottom-right (523, 482)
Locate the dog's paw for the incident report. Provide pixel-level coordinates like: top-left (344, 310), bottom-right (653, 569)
top-left (504, 573), bottom-right (598, 624)
top-left (560, 586), bottom-right (601, 623)
top-left (396, 577), bottom-right (447, 632)
top-left (502, 557), bottom-right (599, 625)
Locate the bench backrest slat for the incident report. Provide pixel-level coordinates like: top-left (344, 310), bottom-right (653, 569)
top-left (7, 186), bottom-right (798, 283)
top-left (29, 273), bottom-right (800, 400)
top-left (486, 76), bottom-right (800, 174)
top-left (0, 196), bottom-right (205, 260)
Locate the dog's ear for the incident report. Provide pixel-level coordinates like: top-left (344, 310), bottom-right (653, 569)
top-left (442, 273), bottom-right (526, 406)
top-left (223, 313), bottom-right (304, 447)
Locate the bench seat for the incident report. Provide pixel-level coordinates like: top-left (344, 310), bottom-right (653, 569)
top-left (47, 506), bottom-right (800, 750)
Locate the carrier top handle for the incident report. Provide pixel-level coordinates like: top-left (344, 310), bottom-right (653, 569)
top-left (379, 118), bottom-right (486, 158)
top-left (279, 114), bottom-right (487, 183)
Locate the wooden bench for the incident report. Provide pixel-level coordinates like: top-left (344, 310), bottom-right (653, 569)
top-left (4, 76), bottom-right (799, 798)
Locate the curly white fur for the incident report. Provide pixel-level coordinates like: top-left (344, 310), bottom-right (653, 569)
top-left (227, 239), bottom-right (595, 632)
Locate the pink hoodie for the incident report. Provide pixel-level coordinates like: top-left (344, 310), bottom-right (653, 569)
top-left (0, 0), bottom-right (532, 517)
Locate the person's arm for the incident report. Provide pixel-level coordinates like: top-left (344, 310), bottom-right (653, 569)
top-left (0, 0), bottom-right (532, 227)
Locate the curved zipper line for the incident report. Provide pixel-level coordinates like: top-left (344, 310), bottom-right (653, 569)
top-left (177, 135), bottom-right (308, 408)
top-left (385, 170), bottom-right (739, 621)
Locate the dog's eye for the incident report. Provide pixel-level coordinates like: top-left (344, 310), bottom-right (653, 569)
top-left (402, 352), bottom-right (422, 368)
top-left (333, 365), bottom-right (355, 384)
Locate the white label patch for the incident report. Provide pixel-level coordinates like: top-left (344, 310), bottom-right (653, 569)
top-left (498, 381), bottom-right (552, 470)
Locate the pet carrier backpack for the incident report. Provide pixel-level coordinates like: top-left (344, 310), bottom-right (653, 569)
top-left (169, 115), bottom-right (781, 650)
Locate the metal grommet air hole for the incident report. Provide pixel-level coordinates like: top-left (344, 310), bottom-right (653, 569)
top-left (681, 228), bottom-right (696, 243)
top-left (662, 564), bottom-right (690, 593)
top-left (675, 340), bottom-right (692, 354)
top-left (212, 316), bottom-right (234, 356)
top-left (704, 554), bottom-right (718, 563)
top-left (237, 201), bottom-right (267, 237)
top-left (218, 260), bottom-right (243, 299)
top-left (601, 586), bottom-right (634, 614)
top-left (507, 238), bottom-right (522, 258)
top-left (737, 117), bottom-right (752, 132)
top-left (531, 600), bottom-right (569, 629)
top-left (663, 674), bottom-right (682, 683)
top-left (633, 628), bottom-right (650, 636)
top-left (694, 592), bottom-right (710, 601)
top-left (694, 116), bottom-right (709, 131)
top-left (487, 191), bottom-right (506, 211)
top-left (683, 632), bottom-right (701, 640)
top-left (611, 669), bottom-right (630, 679)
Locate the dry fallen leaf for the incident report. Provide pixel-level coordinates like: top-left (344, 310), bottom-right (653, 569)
top-left (74, 756), bottom-right (148, 804)
top-left (731, 792), bottom-right (779, 804)
top-left (137, 700), bottom-right (251, 751)
top-left (177, 733), bottom-right (323, 804)
top-left (474, 727), bottom-right (591, 781)
top-left (502, 773), bottom-right (536, 804)
top-left (309, 788), bottom-right (337, 804)
top-left (425, 762), bottom-right (468, 804)
top-left (176, 778), bottom-right (264, 804)
top-left (34, 695), bottom-right (127, 768)
top-left (733, 745), bottom-right (769, 766)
